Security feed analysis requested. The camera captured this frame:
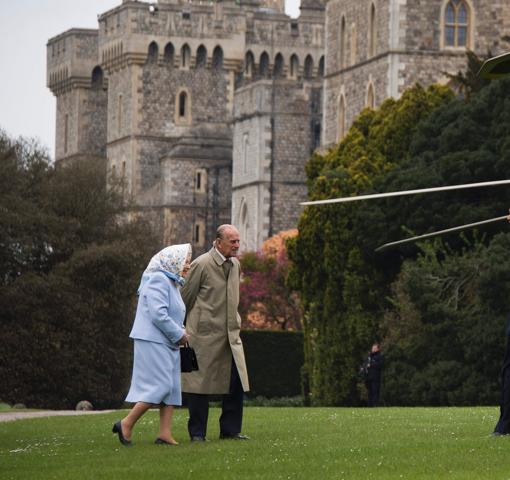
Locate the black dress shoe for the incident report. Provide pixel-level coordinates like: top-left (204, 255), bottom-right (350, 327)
top-left (219, 433), bottom-right (250, 440)
top-left (112, 421), bottom-right (132, 446)
top-left (190, 436), bottom-right (208, 442)
top-left (155, 437), bottom-right (177, 446)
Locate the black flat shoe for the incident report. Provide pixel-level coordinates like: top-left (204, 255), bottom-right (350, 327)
top-left (190, 436), bottom-right (208, 442)
top-left (112, 421), bottom-right (132, 446)
top-left (155, 437), bottom-right (177, 446)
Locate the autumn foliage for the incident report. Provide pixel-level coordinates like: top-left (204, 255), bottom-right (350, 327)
top-left (239, 230), bottom-right (301, 331)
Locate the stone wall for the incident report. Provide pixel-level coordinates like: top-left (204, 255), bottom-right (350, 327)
top-left (323, 0), bottom-right (510, 147)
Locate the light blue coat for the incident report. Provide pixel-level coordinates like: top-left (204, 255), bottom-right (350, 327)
top-left (129, 271), bottom-right (186, 349)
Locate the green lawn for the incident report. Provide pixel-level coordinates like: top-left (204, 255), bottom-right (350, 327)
top-left (0, 407), bottom-right (509, 479)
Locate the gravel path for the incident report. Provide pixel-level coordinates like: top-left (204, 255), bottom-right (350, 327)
top-left (0, 410), bottom-right (114, 423)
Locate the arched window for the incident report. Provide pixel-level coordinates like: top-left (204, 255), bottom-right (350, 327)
top-left (339, 16), bottom-right (346, 69)
top-left (337, 94), bottom-right (346, 141)
top-left (350, 23), bottom-right (357, 65)
top-left (212, 46), bottom-right (223, 69)
top-left (304, 55), bottom-right (314, 79)
top-left (91, 66), bottom-right (103, 89)
top-left (368, 3), bottom-right (376, 58)
top-left (239, 200), bottom-right (249, 251)
top-left (164, 43), bottom-right (174, 66)
top-left (366, 83), bottom-right (375, 108)
top-left (117, 94), bottom-right (123, 134)
top-left (259, 51), bottom-right (269, 77)
top-left (444, 0), bottom-right (470, 48)
top-left (242, 132), bottom-right (249, 173)
top-left (196, 45), bottom-right (207, 68)
top-left (181, 44), bottom-right (191, 68)
top-left (148, 41), bottom-right (159, 63)
top-left (318, 56), bottom-right (325, 77)
top-left (245, 51), bottom-right (255, 78)
top-left (175, 88), bottom-right (192, 125)
top-left (274, 53), bottom-right (284, 78)
top-left (290, 54), bottom-right (299, 79)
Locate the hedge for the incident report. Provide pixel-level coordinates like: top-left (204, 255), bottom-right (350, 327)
top-left (241, 330), bottom-right (304, 398)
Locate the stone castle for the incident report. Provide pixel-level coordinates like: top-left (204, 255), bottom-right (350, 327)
top-left (47, 0), bottom-right (509, 254)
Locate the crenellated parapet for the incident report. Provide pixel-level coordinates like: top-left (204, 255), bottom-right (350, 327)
top-left (47, 29), bottom-right (104, 95)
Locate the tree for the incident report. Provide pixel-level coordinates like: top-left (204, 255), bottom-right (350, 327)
top-left (287, 84), bottom-right (455, 405)
top-left (290, 74), bottom-right (510, 406)
top-left (0, 129), bottom-right (159, 408)
top-left (382, 234), bottom-right (510, 406)
top-left (239, 230), bottom-right (301, 331)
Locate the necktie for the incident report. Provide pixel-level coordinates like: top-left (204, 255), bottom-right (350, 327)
top-left (222, 259), bottom-right (232, 279)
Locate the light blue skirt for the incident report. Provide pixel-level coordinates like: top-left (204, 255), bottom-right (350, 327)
top-left (125, 339), bottom-right (182, 406)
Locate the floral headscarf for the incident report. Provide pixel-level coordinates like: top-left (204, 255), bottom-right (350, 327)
top-left (138, 243), bottom-right (192, 292)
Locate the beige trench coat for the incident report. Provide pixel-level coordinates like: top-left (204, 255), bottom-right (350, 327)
top-left (181, 247), bottom-right (249, 394)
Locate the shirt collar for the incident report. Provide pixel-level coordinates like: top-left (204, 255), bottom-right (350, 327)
top-left (214, 246), bottom-right (227, 262)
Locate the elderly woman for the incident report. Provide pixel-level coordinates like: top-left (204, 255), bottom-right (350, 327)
top-left (112, 243), bottom-right (192, 446)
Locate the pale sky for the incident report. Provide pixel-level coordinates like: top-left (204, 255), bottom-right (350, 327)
top-left (0, 0), bottom-right (301, 159)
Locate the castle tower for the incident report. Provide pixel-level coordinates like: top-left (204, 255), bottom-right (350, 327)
top-left (47, 0), bottom-right (326, 253)
top-left (47, 30), bottom-right (107, 163)
top-left (323, 0), bottom-right (510, 147)
top-left (231, 1), bottom-right (325, 251)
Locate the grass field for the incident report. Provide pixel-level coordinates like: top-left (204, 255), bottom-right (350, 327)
top-left (1, 407), bottom-right (509, 480)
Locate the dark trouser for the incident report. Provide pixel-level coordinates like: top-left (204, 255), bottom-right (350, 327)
top-left (367, 379), bottom-right (381, 407)
top-left (494, 361), bottom-right (510, 434)
top-left (187, 359), bottom-right (244, 438)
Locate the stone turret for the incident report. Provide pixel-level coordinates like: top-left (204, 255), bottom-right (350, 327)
top-left (47, 29), bottom-right (107, 162)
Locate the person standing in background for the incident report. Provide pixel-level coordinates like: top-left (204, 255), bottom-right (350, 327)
top-left (363, 342), bottom-right (383, 407)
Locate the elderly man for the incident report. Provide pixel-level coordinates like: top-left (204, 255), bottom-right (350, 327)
top-left (181, 224), bottom-right (250, 441)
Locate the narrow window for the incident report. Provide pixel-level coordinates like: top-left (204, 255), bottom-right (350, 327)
top-left (338, 95), bottom-right (346, 141)
top-left (64, 114), bottom-right (69, 154)
top-left (196, 45), bottom-right (207, 68)
top-left (274, 53), bottom-right (284, 78)
top-left (444, 0), bottom-right (470, 47)
top-left (290, 54), bottom-right (299, 79)
top-left (117, 94), bottom-right (123, 134)
top-left (164, 43), bottom-right (174, 66)
top-left (121, 161), bottom-right (126, 178)
top-left (350, 23), bottom-right (357, 65)
top-left (368, 3), bottom-right (376, 58)
top-left (181, 44), bottom-right (191, 68)
top-left (311, 120), bottom-right (321, 152)
top-left (212, 46), bottom-right (223, 69)
top-left (242, 133), bottom-right (249, 173)
top-left (194, 168), bottom-right (206, 192)
top-left (91, 66), bottom-right (103, 89)
top-left (245, 51), bottom-right (255, 78)
top-left (339, 16), bottom-right (346, 69)
top-left (179, 92), bottom-right (187, 117)
top-left (194, 224), bottom-right (200, 244)
top-left (366, 83), bottom-right (375, 108)
top-left (318, 56), bottom-right (325, 77)
top-left (148, 41), bottom-right (159, 63)
top-left (304, 55), bottom-right (314, 79)
top-left (260, 52), bottom-right (269, 77)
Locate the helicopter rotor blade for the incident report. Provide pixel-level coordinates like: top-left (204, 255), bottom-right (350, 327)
top-left (375, 215), bottom-right (508, 252)
top-left (300, 179), bottom-right (510, 206)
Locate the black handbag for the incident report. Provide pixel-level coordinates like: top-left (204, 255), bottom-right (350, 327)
top-left (180, 343), bottom-right (199, 372)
